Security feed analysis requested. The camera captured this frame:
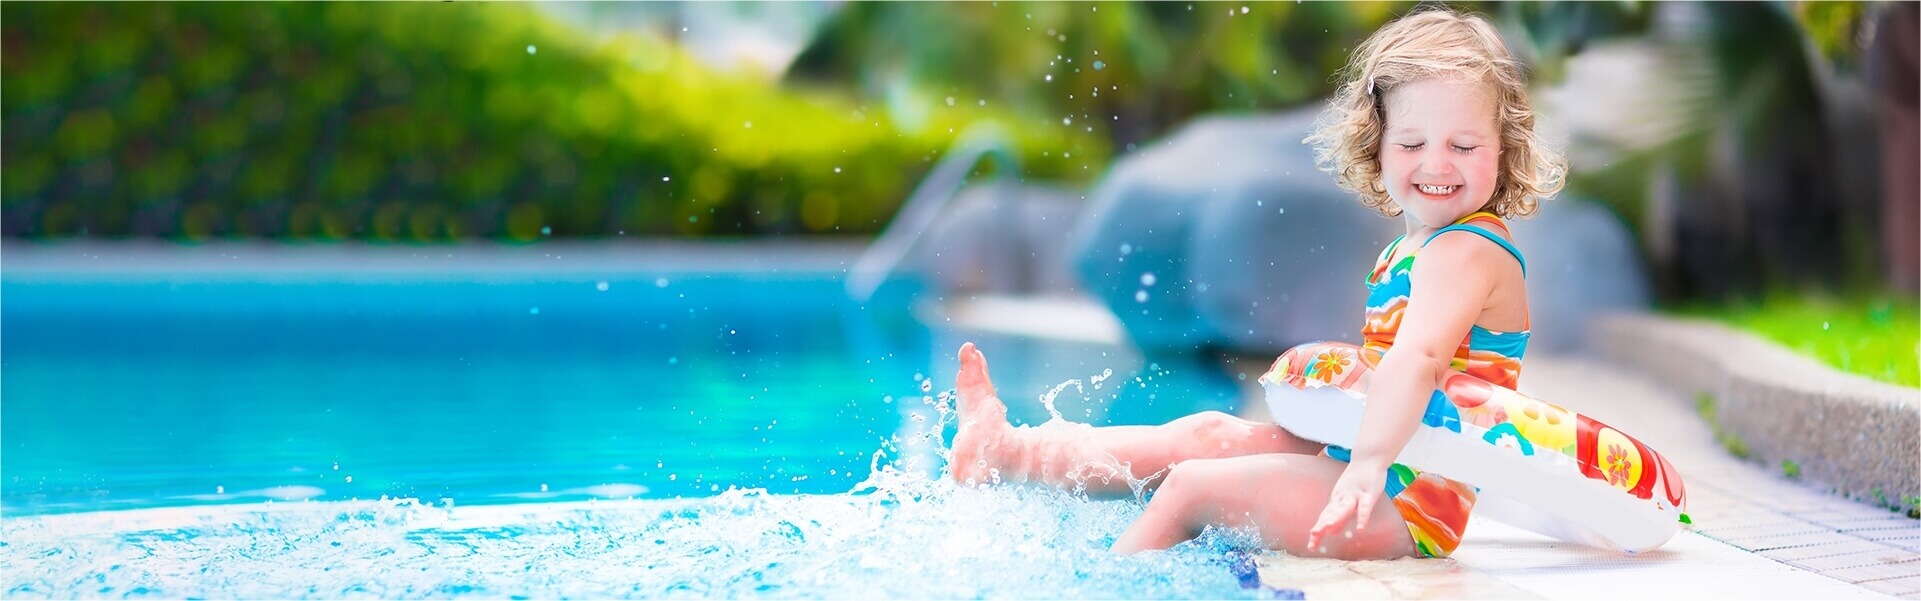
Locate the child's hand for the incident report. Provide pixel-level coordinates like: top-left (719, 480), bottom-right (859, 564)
top-left (1307, 462), bottom-right (1389, 552)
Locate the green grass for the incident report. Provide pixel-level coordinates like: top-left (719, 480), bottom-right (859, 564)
top-left (1677, 294), bottom-right (1919, 388)
top-left (1695, 393), bottom-right (1751, 459)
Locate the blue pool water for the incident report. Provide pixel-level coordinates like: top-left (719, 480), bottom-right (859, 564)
top-left (1, 246), bottom-right (1278, 598)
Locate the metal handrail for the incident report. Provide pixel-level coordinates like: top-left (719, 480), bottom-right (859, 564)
top-left (845, 122), bottom-right (1018, 303)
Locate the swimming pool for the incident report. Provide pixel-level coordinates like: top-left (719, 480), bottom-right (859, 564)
top-left (1, 244), bottom-right (1275, 598)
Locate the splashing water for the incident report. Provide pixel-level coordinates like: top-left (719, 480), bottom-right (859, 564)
top-left (0, 473), bottom-right (1276, 598)
top-left (1090, 368), bottom-right (1115, 390)
top-left (0, 382), bottom-right (1277, 599)
top-left (1037, 379), bottom-right (1085, 424)
top-left (23, 350), bottom-right (1322, 597)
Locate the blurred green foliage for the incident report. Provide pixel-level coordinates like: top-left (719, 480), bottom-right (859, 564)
top-left (1793, 1), bottom-right (1876, 70)
top-left (1, 3), bottom-right (1104, 241)
top-left (790, 1), bottom-right (1421, 152)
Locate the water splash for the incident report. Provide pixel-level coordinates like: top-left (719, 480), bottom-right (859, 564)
top-left (1, 467), bottom-right (1270, 599)
top-left (0, 372), bottom-right (1279, 599)
top-left (1090, 368), bottom-right (1115, 390)
top-left (1037, 379), bottom-right (1083, 424)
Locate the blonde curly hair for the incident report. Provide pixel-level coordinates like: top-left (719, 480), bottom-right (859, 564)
top-left (1303, 6), bottom-right (1566, 219)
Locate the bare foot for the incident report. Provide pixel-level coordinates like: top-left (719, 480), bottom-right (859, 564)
top-left (949, 342), bottom-right (1020, 485)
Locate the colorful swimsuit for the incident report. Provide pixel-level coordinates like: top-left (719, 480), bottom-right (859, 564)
top-left (1310, 211), bottom-right (1530, 558)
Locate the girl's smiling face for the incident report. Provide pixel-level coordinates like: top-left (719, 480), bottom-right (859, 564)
top-left (1379, 77), bottom-right (1502, 231)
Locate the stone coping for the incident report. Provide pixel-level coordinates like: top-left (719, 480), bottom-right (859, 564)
top-left (1589, 313), bottom-right (1920, 515)
top-left (1, 239), bottom-right (868, 276)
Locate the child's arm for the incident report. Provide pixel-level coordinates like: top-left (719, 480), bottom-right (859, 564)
top-left (1306, 232), bottom-right (1510, 548)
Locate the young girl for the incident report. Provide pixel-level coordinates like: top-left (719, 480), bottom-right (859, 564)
top-left (946, 7), bottom-right (1566, 560)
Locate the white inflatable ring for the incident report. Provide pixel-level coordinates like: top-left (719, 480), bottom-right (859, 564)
top-left (1261, 341), bottom-right (1690, 552)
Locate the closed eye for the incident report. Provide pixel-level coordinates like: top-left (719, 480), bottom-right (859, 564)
top-left (1398, 142), bottom-right (1483, 151)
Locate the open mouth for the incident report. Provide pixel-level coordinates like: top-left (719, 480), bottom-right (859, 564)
top-left (1416, 184), bottom-right (1460, 199)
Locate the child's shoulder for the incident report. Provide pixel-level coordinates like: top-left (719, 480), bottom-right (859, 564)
top-left (1419, 217), bottom-right (1526, 278)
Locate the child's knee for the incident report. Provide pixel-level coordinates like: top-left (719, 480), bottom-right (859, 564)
top-left (1176, 411), bottom-right (1248, 450)
top-left (1153, 461), bottom-right (1209, 508)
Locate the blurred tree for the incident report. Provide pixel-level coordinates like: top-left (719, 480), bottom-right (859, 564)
top-left (0, 2), bottom-right (1102, 241)
top-left (1863, 2), bottom-right (1919, 294)
top-left (788, 1), bottom-right (1417, 153)
top-left (1560, 2), bottom-right (1898, 303)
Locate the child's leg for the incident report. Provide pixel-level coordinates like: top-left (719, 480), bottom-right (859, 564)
top-left (1110, 453), bottom-right (1418, 559)
top-left (949, 343), bottom-right (1324, 498)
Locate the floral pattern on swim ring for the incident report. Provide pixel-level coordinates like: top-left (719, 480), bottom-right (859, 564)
top-left (1578, 419), bottom-right (1658, 500)
top-left (1483, 423), bottom-right (1535, 456)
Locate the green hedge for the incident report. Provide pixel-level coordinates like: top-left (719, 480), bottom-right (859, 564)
top-left (1, 3), bottom-right (1104, 240)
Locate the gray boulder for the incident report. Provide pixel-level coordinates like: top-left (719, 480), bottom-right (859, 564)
top-left (912, 180), bottom-right (1086, 296)
top-left (1067, 107), bottom-right (1397, 351)
top-left (1187, 111), bottom-right (1400, 353)
top-left (1512, 196), bottom-right (1652, 352)
top-left (1064, 133), bottom-right (1221, 348)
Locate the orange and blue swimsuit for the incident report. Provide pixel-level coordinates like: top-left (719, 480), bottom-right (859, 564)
top-left (1309, 210), bottom-right (1530, 558)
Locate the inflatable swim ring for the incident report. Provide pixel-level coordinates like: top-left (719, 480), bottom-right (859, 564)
top-left (1260, 341), bottom-right (1690, 552)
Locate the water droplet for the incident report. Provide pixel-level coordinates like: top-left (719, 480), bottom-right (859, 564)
top-left (668, 357), bottom-right (678, 365)
top-left (527, 45), bottom-right (537, 55)
top-left (530, 307), bottom-right (540, 315)
top-left (1823, 321), bottom-right (1830, 330)
top-left (1141, 272), bottom-right (1157, 287)
top-left (920, 379), bottom-right (934, 393)
top-left (540, 226), bottom-right (551, 235)
top-left (1045, 74), bottom-right (1053, 82)
top-left (743, 121), bottom-right (752, 129)
top-left (596, 281), bottom-right (609, 292)
top-left (1241, 5), bottom-right (1249, 14)
top-left (662, 176), bottom-right (671, 182)
top-left (1120, 243), bottom-right (1133, 255)
top-left (1135, 289), bottom-right (1149, 303)
top-left (945, 96), bottom-right (956, 106)
top-left (655, 278), bottom-right (669, 288)
top-left (216, 485), bottom-right (224, 494)
top-left (1093, 60), bottom-right (1106, 71)
top-left (1062, 117), bottom-right (1073, 126)
top-left (834, 166), bottom-right (842, 173)
top-left (540, 483), bottom-right (549, 492)
top-left (344, 475), bottom-right (353, 483)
